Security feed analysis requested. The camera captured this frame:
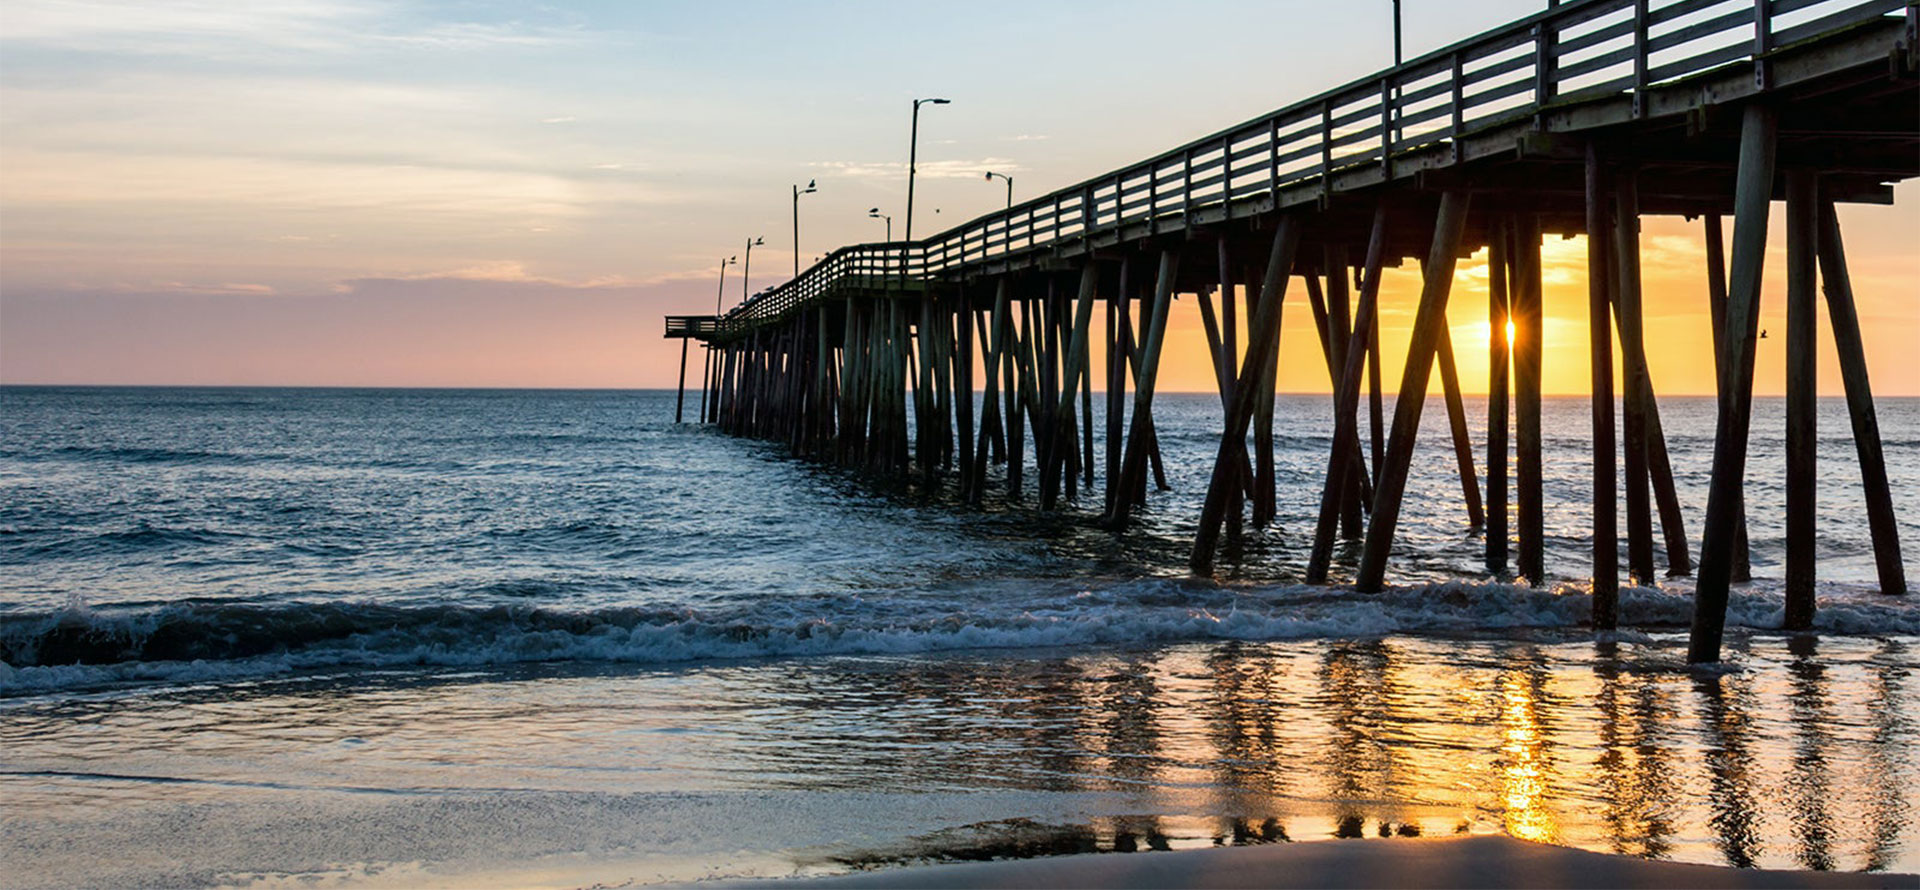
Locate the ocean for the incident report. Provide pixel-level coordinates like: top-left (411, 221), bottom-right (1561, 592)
top-left (2, 386), bottom-right (1915, 887)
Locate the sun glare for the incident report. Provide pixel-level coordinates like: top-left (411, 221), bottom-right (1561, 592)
top-left (1506, 320), bottom-right (1517, 348)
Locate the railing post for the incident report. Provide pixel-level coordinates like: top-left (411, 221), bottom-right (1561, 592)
top-left (1082, 185), bottom-right (1094, 251)
top-left (1321, 99), bottom-right (1334, 203)
top-left (1182, 148), bottom-right (1194, 227)
top-left (1451, 51), bottom-right (1466, 163)
top-left (1533, 20), bottom-right (1558, 117)
top-left (1379, 76), bottom-right (1395, 177)
top-left (1149, 164), bottom-right (1160, 235)
top-left (1220, 134), bottom-right (1234, 214)
top-left (1270, 117), bottom-right (1282, 209)
top-left (1632, 0), bottom-right (1649, 117)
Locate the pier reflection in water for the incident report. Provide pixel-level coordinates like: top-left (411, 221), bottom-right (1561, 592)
top-left (2, 634), bottom-right (1913, 877)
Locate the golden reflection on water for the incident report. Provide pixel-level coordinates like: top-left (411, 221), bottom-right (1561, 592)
top-left (1499, 671), bottom-right (1556, 844)
top-left (3, 635), bottom-right (1916, 875)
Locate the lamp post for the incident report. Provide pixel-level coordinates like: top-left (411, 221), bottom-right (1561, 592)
top-left (700, 254), bottom-right (735, 425)
top-left (742, 236), bottom-right (763, 303)
top-left (1392, 0), bottom-right (1403, 65)
top-left (1390, 0), bottom-right (1404, 145)
top-left (984, 170), bottom-right (1013, 208)
top-left (714, 254), bottom-right (736, 314)
top-left (792, 179), bottom-right (816, 279)
top-left (868, 208), bottom-right (892, 241)
top-left (904, 97), bottom-right (950, 246)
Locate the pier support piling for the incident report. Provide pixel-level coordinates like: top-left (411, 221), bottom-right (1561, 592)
top-left (1306, 207), bottom-right (1391, 583)
top-left (1785, 169), bottom-right (1820, 630)
top-left (1586, 144), bottom-right (1621, 628)
top-left (1514, 215), bottom-right (1545, 586)
top-left (1487, 219), bottom-right (1511, 575)
top-left (1191, 216), bottom-right (1304, 571)
top-left (1105, 250), bottom-right (1180, 529)
top-left (1354, 190), bottom-right (1472, 593)
top-left (1817, 195), bottom-right (1908, 597)
top-left (1691, 104), bottom-right (1778, 664)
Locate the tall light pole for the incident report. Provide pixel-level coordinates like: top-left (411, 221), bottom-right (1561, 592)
top-left (792, 179), bottom-right (816, 279)
top-left (1391, 0), bottom-right (1404, 145)
top-left (714, 255), bottom-right (736, 314)
top-left (1392, 0), bottom-right (1403, 65)
top-left (904, 97), bottom-right (950, 246)
top-left (868, 208), bottom-right (892, 241)
top-left (984, 170), bottom-right (1013, 208)
top-left (742, 235), bottom-right (763, 303)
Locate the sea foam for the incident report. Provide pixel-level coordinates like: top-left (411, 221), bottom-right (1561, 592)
top-left (3, 578), bottom-right (1913, 695)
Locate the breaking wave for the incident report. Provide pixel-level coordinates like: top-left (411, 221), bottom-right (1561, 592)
top-left (4, 579), bottom-right (1914, 695)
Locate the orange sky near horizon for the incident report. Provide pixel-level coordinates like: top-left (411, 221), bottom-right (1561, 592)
top-left (1141, 210), bottom-right (1920, 399)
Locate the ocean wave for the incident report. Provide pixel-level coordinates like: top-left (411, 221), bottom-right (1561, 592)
top-left (3, 580), bottom-right (1915, 696)
top-left (10, 522), bottom-right (251, 560)
top-left (33, 445), bottom-right (255, 466)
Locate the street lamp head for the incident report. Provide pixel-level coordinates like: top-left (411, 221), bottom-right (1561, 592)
top-left (927, 98), bottom-right (950, 105)
top-left (752, 236), bottom-right (764, 246)
top-left (806, 179), bottom-right (817, 191)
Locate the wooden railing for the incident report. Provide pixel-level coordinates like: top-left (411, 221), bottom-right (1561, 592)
top-left (714, 0), bottom-right (1904, 335)
top-left (663, 315), bottom-right (719, 338)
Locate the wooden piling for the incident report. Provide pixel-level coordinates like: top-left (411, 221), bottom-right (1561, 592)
top-left (1487, 219), bottom-right (1511, 575)
top-left (1817, 196), bottom-right (1909, 597)
top-left (1368, 296), bottom-right (1385, 484)
top-left (1690, 104), bottom-right (1777, 664)
top-left (1105, 249), bottom-right (1180, 529)
top-left (1104, 263), bottom-right (1130, 514)
top-left (1305, 207), bottom-right (1391, 583)
top-left (1042, 264), bottom-right (1099, 511)
top-left (1006, 295), bottom-right (1028, 499)
top-left (1191, 216), bottom-right (1304, 571)
top-left (972, 283), bottom-right (1011, 507)
top-left (956, 295), bottom-right (976, 501)
top-left (700, 344), bottom-right (713, 423)
top-left (1586, 144), bottom-right (1621, 628)
top-left (1784, 169), bottom-right (1818, 630)
top-left (1354, 191), bottom-right (1471, 593)
top-left (1613, 171), bottom-right (1656, 585)
top-left (675, 338), bottom-right (691, 423)
top-left (1327, 244), bottom-right (1365, 539)
top-left (1514, 215), bottom-right (1545, 585)
top-left (1434, 323), bottom-right (1486, 530)
top-left (1703, 214), bottom-right (1753, 582)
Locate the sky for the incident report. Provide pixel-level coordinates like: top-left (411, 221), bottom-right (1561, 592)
top-left (1, 0), bottom-right (1915, 394)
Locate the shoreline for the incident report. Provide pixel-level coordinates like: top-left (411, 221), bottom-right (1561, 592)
top-left (690, 836), bottom-right (1916, 890)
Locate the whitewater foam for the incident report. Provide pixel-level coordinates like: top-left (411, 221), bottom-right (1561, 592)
top-left (3, 579), bottom-right (1914, 695)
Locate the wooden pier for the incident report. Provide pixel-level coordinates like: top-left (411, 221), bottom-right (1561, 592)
top-left (665, 0), bottom-right (1918, 662)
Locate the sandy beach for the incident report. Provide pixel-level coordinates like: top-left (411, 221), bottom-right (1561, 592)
top-left (696, 836), bottom-right (1916, 890)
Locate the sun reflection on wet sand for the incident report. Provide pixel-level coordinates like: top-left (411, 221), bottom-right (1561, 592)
top-left (3, 634), bottom-right (1915, 885)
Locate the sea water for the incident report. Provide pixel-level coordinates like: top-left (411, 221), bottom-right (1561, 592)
top-left (1, 387), bottom-right (1915, 887)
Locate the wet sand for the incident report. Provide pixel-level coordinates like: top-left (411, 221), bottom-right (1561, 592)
top-left (696, 835), bottom-right (1915, 889)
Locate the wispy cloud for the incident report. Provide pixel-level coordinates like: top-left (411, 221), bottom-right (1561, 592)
top-left (810, 158), bottom-right (1020, 180)
top-left (0, 0), bottom-right (582, 59)
top-left (341, 261), bottom-right (646, 292)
